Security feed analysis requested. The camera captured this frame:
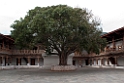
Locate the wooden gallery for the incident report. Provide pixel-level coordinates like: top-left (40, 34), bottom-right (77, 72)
top-left (0, 27), bottom-right (124, 69)
top-left (73, 27), bottom-right (124, 68)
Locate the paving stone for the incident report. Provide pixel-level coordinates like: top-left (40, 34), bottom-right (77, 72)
top-left (0, 67), bottom-right (124, 83)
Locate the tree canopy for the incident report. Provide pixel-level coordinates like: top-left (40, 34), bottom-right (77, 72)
top-left (11, 5), bottom-right (106, 65)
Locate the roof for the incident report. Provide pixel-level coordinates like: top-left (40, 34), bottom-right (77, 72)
top-left (101, 27), bottom-right (124, 41)
top-left (0, 33), bottom-right (14, 42)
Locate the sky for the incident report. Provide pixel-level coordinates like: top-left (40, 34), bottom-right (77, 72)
top-left (0, 0), bottom-right (124, 35)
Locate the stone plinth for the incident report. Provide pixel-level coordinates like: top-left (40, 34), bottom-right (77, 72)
top-left (51, 65), bottom-right (77, 71)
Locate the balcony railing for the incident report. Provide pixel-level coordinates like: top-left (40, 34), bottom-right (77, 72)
top-left (0, 47), bottom-right (12, 55)
top-left (100, 45), bottom-right (124, 56)
top-left (12, 50), bottom-right (45, 55)
top-left (0, 47), bottom-right (45, 55)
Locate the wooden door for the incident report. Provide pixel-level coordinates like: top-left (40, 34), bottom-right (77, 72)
top-left (16, 58), bottom-right (21, 65)
top-left (31, 58), bottom-right (35, 65)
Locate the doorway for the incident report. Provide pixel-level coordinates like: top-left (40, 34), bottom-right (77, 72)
top-left (16, 58), bottom-right (21, 65)
top-left (85, 59), bottom-right (89, 65)
top-left (31, 58), bottom-right (35, 65)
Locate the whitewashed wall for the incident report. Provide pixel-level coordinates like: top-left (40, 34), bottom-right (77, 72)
top-left (117, 57), bottom-right (124, 66)
top-left (11, 58), bottom-right (16, 65)
top-left (43, 53), bottom-right (74, 68)
top-left (21, 59), bottom-right (27, 65)
top-left (82, 60), bottom-right (86, 66)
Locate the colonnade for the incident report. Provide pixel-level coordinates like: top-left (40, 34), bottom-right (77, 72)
top-left (74, 56), bottom-right (121, 67)
top-left (90, 57), bottom-right (116, 67)
top-left (0, 55), bottom-right (43, 69)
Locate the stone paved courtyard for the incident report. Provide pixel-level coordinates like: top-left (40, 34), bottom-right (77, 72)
top-left (0, 67), bottom-right (124, 83)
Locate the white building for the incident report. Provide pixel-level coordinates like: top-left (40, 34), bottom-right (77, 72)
top-left (73, 27), bottom-right (124, 68)
top-left (0, 27), bottom-right (124, 69)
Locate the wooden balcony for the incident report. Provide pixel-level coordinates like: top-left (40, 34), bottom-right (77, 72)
top-left (100, 45), bottom-right (124, 56)
top-left (0, 47), bottom-right (45, 55)
top-left (0, 47), bottom-right (12, 55)
top-left (12, 50), bottom-right (45, 55)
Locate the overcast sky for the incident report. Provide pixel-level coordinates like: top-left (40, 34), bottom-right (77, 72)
top-left (0, 0), bottom-right (124, 35)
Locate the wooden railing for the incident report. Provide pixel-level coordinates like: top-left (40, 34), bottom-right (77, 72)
top-left (100, 45), bottom-right (124, 56)
top-left (0, 47), bottom-right (45, 55)
top-left (0, 47), bottom-right (12, 55)
top-left (12, 50), bottom-right (45, 55)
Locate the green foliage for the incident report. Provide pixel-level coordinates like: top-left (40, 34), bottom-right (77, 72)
top-left (11, 5), bottom-right (106, 55)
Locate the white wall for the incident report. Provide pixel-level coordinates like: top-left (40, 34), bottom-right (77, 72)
top-left (43, 54), bottom-right (74, 68)
top-left (43, 55), bottom-right (59, 68)
top-left (82, 60), bottom-right (86, 66)
top-left (117, 57), bottom-right (124, 66)
top-left (34, 58), bottom-right (43, 66)
top-left (11, 58), bottom-right (16, 65)
top-left (21, 58), bottom-right (27, 65)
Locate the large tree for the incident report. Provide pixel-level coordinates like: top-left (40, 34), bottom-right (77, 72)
top-left (11, 5), bottom-right (106, 66)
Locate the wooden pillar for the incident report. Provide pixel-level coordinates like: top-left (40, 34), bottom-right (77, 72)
top-left (96, 59), bottom-right (98, 65)
top-left (18, 57), bottom-right (21, 66)
top-left (102, 59), bottom-right (104, 66)
top-left (114, 57), bottom-right (117, 66)
top-left (99, 59), bottom-right (101, 66)
top-left (88, 59), bottom-right (90, 66)
top-left (92, 59), bottom-right (94, 65)
top-left (95, 59), bottom-right (97, 66)
top-left (91, 59), bottom-right (93, 66)
top-left (97, 59), bottom-right (99, 66)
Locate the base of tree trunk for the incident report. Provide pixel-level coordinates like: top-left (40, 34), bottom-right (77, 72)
top-left (51, 65), bottom-right (77, 71)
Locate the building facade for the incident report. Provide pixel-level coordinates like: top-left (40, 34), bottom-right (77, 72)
top-left (0, 34), bottom-right (44, 69)
top-left (0, 34), bottom-right (73, 69)
top-left (73, 27), bottom-right (124, 68)
top-left (0, 27), bottom-right (124, 69)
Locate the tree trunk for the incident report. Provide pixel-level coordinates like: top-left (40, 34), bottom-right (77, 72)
top-left (59, 52), bottom-right (68, 66)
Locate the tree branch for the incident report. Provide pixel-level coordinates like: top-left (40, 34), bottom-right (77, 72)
top-left (48, 37), bottom-right (61, 54)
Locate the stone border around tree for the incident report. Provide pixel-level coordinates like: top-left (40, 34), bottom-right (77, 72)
top-left (51, 65), bottom-right (77, 71)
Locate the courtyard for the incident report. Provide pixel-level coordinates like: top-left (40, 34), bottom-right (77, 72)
top-left (0, 67), bottom-right (124, 83)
